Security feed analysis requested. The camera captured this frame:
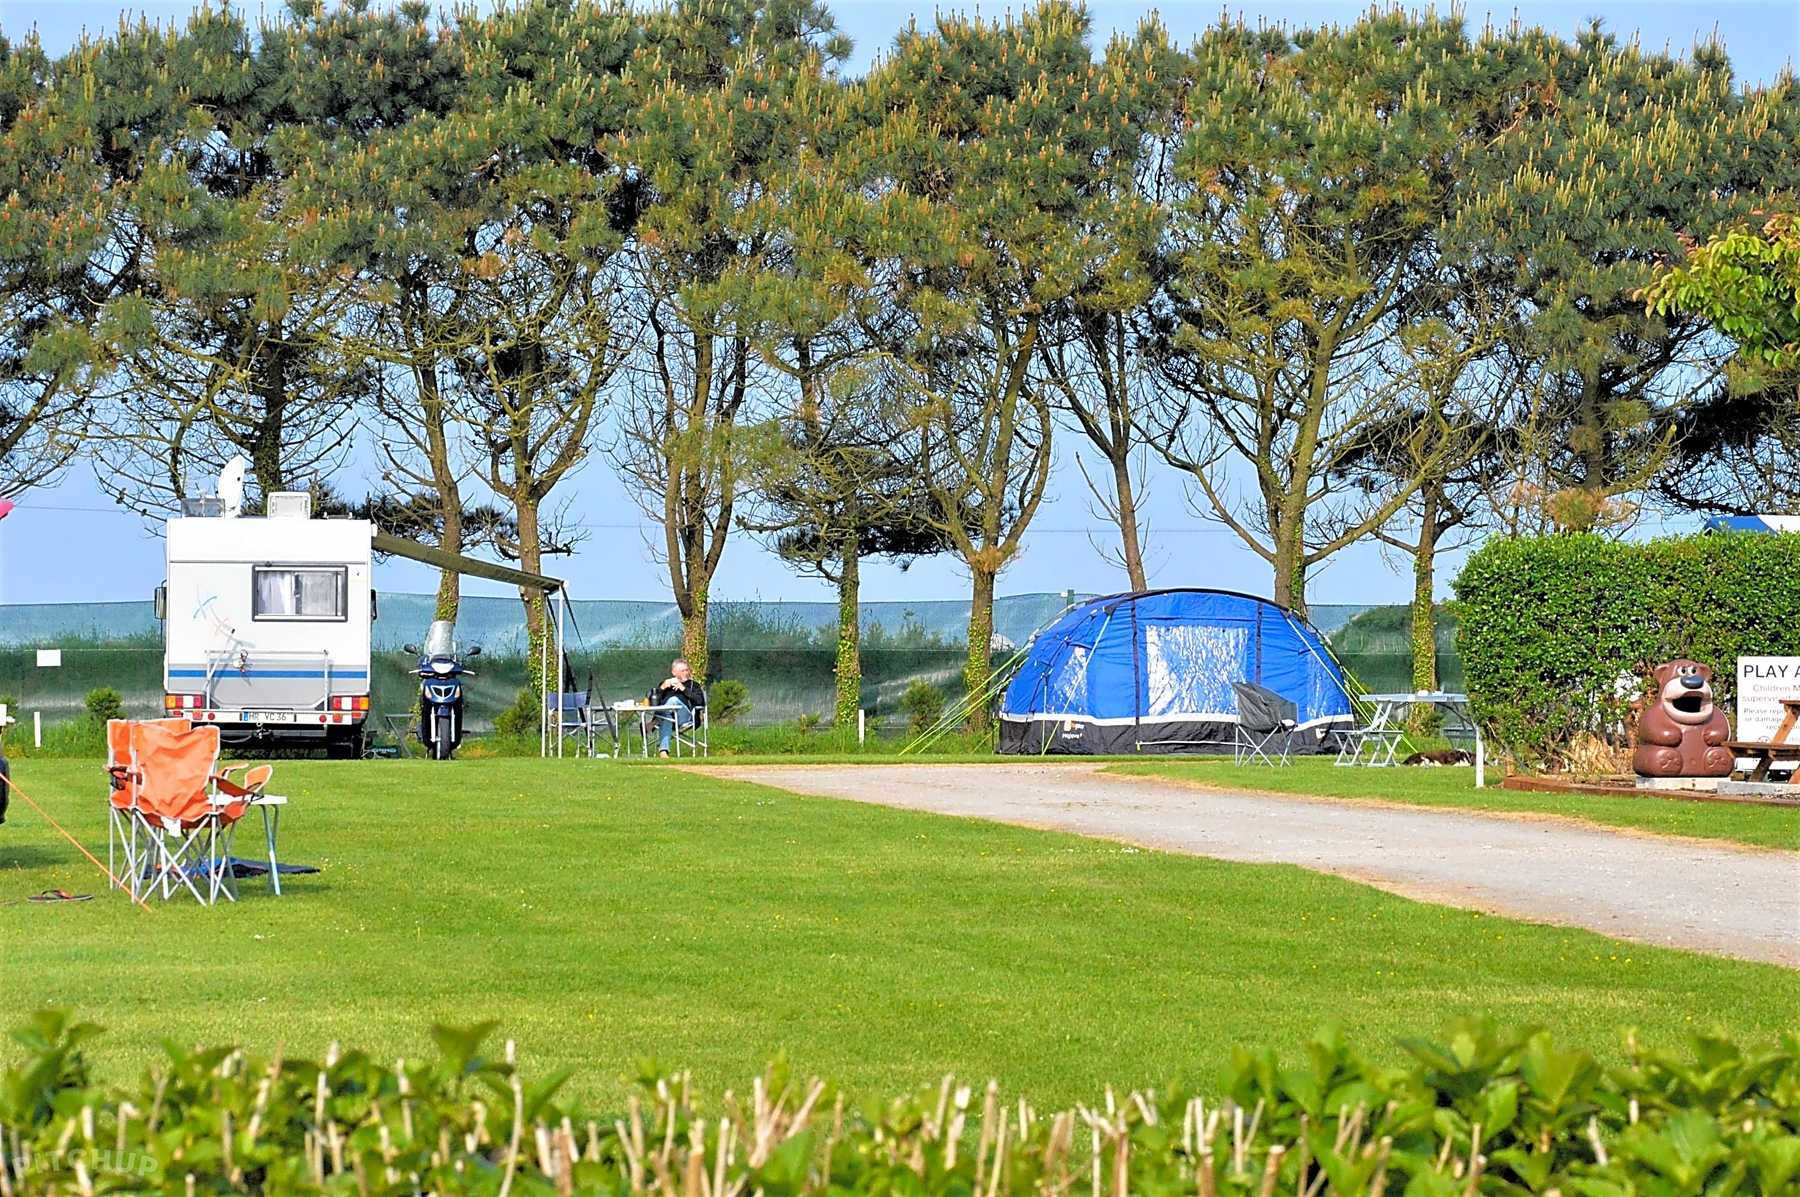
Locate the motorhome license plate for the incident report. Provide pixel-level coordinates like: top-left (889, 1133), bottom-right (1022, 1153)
top-left (239, 711), bottom-right (301, 724)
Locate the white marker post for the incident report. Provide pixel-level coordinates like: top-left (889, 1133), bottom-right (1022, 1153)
top-left (34, 711), bottom-right (42, 748)
top-left (858, 708), bottom-right (866, 745)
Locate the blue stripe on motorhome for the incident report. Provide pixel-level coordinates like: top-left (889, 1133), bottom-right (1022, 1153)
top-left (167, 669), bottom-right (369, 679)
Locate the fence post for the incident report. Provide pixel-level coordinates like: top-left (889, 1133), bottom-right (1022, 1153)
top-left (857, 708), bottom-right (866, 745)
top-left (33, 711), bottom-right (42, 748)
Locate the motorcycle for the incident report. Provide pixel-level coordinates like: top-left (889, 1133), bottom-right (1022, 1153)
top-left (403, 621), bottom-right (481, 761)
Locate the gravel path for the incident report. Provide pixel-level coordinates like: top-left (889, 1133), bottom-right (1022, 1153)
top-left (707, 762), bottom-right (1800, 967)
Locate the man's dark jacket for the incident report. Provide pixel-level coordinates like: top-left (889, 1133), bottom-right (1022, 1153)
top-left (653, 678), bottom-right (706, 709)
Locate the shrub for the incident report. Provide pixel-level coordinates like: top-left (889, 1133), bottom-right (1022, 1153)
top-left (901, 679), bottom-right (946, 735)
top-left (492, 686), bottom-right (542, 739)
top-left (1454, 531), bottom-right (1800, 768)
top-left (708, 678), bottom-right (750, 725)
top-left (83, 686), bottom-right (126, 723)
top-left (5, 1011), bottom-right (1798, 1197)
top-left (794, 711), bottom-right (821, 734)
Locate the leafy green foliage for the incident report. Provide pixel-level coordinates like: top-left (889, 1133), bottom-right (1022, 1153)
top-left (81, 686), bottom-right (124, 723)
top-left (1454, 532), bottom-right (1800, 766)
top-left (492, 686), bottom-right (542, 739)
top-left (707, 678), bottom-right (750, 726)
top-left (1646, 213), bottom-right (1800, 375)
top-left (3, 1014), bottom-right (1796, 1195)
top-left (901, 680), bottom-right (946, 735)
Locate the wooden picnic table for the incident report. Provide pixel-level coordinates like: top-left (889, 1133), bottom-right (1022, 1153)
top-left (1726, 696), bottom-right (1800, 783)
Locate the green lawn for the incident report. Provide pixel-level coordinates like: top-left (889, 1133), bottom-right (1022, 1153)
top-left (2, 757), bottom-right (1794, 1106)
top-left (1107, 758), bottom-right (1800, 851)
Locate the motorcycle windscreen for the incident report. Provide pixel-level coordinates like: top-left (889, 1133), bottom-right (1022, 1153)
top-left (425, 619), bottom-right (456, 658)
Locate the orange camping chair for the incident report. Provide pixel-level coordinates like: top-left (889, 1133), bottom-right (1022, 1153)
top-left (106, 718), bottom-right (189, 898)
top-left (132, 721), bottom-right (226, 904)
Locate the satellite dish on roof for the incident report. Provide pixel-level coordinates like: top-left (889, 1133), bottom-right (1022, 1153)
top-left (218, 456), bottom-right (248, 519)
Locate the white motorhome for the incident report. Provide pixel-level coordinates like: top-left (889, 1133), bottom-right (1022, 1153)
top-left (158, 488), bottom-right (375, 756)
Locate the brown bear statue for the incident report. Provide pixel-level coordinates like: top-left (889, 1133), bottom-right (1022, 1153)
top-left (1632, 659), bottom-right (1733, 778)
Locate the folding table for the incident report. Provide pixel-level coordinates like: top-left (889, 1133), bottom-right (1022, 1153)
top-left (1336, 691), bottom-right (1486, 787)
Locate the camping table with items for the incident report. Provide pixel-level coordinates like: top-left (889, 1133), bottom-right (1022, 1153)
top-left (1337, 691), bottom-right (1486, 788)
top-left (609, 700), bottom-right (707, 757)
top-left (1727, 696), bottom-right (1800, 783)
top-left (610, 701), bottom-right (656, 758)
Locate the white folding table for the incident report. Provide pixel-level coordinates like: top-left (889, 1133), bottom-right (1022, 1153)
top-left (1337, 691), bottom-right (1485, 787)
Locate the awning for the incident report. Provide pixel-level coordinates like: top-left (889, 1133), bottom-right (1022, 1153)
top-left (372, 532), bottom-right (564, 593)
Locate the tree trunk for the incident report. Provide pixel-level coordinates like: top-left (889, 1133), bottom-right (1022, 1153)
top-left (431, 477), bottom-right (463, 627)
top-left (964, 567), bottom-right (996, 733)
top-left (834, 535), bottom-right (861, 727)
top-left (1112, 450), bottom-right (1147, 591)
top-left (249, 342), bottom-right (288, 501)
top-left (515, 493), bottom-right (550, 699)
top-left (1272, 526), bottom-right (1309, 616)
top-left (682, 584), bottom-right (709, 682)
top-left (1411, 486), bottom-right (1441, 695)
top-left (423, 378), bottom-right (462, 628)
top-left (434, 545), bottom-right (461, 624)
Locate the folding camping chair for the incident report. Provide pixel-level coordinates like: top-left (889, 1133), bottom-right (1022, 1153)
top-left (210, 762), bottom-right (287, 898)
top-left (644, 688), bottom-right (709, 758)
top-left (672, 704), bottom-right (708, 757)
top-left (106, 717), bottom-right (188, 896)
top-left (125, 721), bottom-right (223, 903)
top-left (136, 722), bottom-right (282, 905)
top-left (1330, 700), bottom-right (1406, 767)
top-left (1230, 682), bottom-right (1297, 766)
top-left (547, 690), bottom-right (599, 756)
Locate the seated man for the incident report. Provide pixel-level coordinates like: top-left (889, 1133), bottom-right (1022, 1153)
top-left (649, 658), bottom-right (706, 758)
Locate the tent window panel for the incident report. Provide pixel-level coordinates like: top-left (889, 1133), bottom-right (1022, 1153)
top-left (1145, 624), bottom-right (1247, 716)
top-left (1047, 645), bottom-right (1091, 711)
top-left (252, 567), bottom-right (347, 621)
top-left (1306, 652), bottom-right (1351, 721)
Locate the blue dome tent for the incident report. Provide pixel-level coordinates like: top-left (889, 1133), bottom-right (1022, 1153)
top-left (996, 589), bottom-right (1354, 755)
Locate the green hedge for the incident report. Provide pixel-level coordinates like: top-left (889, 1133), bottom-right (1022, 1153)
top-left (1453, 532), bottom-right (1800, 766)
top-left (4, 1011), bottom-right (1798, 1195)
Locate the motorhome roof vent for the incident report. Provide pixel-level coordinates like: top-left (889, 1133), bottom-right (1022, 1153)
top-left (266, 491), bottom-right (312, 519)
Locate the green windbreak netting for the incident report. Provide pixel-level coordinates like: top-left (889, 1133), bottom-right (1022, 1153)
top-left (0, 594), bottom-right (1446, 731)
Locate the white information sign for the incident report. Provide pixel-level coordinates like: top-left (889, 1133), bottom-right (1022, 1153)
top-left (1736, 656), bottom-right (1800, 741)
top-left (35, 648), bottom-right (60, 668)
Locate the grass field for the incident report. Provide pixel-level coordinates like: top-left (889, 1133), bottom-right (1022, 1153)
top-left (2, 757), bottom-right (1794, 1106)
top-left (1106, 759), bottom-right (1800, 850)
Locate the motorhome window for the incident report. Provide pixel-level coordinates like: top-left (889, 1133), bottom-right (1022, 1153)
top-left (252, 567), bottom-right (347, 621)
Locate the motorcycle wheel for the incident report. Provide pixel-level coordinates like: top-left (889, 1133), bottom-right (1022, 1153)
top-left (434, 712), bottom-right (454, 760)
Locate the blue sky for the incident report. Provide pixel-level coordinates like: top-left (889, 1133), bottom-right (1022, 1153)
top-left (0, 1), bottom-right (1790, 609)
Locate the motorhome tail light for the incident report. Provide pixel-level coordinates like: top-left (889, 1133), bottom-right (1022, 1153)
top-left (329, 695), bottom-right (370, 713)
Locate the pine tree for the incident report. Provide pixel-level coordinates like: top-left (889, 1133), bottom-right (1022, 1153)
top-left (864, 1), bottom-right (1113, 728)
top-left (1456, 27), bottom-right (1798, 530)
top-left (609, 0), bottom-right (849, 679)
